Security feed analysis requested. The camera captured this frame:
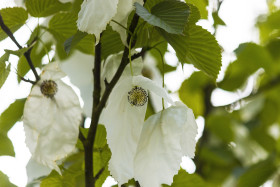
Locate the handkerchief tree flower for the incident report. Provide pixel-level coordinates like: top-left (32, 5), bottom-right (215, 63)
top-left (0, 0), bottom-right (226, 187)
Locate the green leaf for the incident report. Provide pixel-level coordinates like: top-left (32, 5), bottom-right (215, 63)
top-left (185, 0), bottom-right (208, 19)
top-left (212, 11), bottom-right (226, 28)
top-left (135, 1), bottom-right (190, 34)
top-left (0, 171), bottom-right (16, 187)
top-left (0, 7), bottom-right (28, 41)
top-left (187, 3), bottom-right (201, 25)
top-left (48, 12), bottom-right (94, 58)
top-left (25, 0), bottom-right (71, 17)
top-left (237, 156), bottom-right (277, 187)
top-left (163, 170), bottom-right (209, 187)
top-left (0, 132), bottom-right (15, 156)
top-left (207, 112), bottom-right (234, 143)
top-left (0, 99), bottom-right (26, 132)
top-left (179, 71), bottom-right (213, 116)
top-left (159, 25), bottom-right (222, 79)
top-left (4, 48), bottom-right (29, 57)
top-left (219, 43), bottom-right (275, 91)
top-left (101, 26), bottom-right (124, 59)
top-left (64, 31), bottom-right (88, 54)
top-left (17, 42), bottom-right (52, 82)
top-left (0, 54), bottom-right (10, 89)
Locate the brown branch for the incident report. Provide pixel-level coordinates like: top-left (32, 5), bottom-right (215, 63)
top-left (0, 13), bottom-right (40, 82)
top-left (94, 167), bottom-right (105, 181)
top-left (84, 10), bottom-right (143, 187)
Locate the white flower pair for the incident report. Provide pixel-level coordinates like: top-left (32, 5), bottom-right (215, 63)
top-left (100, 74), bottom-right (198, 187)
top-left (77, 0), bottom-right (143, 44)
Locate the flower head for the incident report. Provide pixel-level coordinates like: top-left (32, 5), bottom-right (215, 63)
top-left (100, 75), bottom-right (173, 184)
top-left (23, 62), bottom-right (82, 174)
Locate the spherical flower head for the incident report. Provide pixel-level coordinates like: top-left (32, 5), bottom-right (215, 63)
top-left (40, 80), bottom-right (58, 98)
top-left (128, 86), bottom-right (148, 106)
top-left (23, 62), bottom-right (83, 174)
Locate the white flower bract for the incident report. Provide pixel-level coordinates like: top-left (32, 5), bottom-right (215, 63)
top-left (100, 75), bottom-right (174, 185)
top-left (23, 62), bottom-right (82, 174)
top-left (77, 0), bottom-right (119, 42)
top-left (134, 102), bottom-right (198, 187)
top-left (77, 0), bottom-right (143, 44)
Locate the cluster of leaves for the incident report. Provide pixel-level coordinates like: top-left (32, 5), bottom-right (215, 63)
top-left (1, 0), bottom-right (279, 186)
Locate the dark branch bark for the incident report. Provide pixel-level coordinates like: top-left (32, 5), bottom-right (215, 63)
top-left (84, 10), bottom-right (142, 187)
top-left (0, 13), bottom-right (40, 82)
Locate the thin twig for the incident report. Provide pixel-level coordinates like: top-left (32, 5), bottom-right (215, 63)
top-left (0, 13), bottom-right (40, 82)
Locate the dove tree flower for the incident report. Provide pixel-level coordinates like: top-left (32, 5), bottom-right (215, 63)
top-left (77, 0), bottom-right (143, 43)
top-left (23, 62), bottom-right (83, 174)
top-left (100, 75), bottom-right (198, 186)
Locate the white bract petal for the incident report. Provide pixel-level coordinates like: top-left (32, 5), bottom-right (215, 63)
top-left (77, 0), bottom-right (119, 42)
top-left (134, 103), bottom-right (198, 187)
top-left (23, 62), bottom-right (82, 174)
top-left (26, 158), bottom-right (52, 183)
top-left (100, 75), bottom-right (173, 185)
top-left (60, 51), bottom-right (94, 117)
top-left (110, 0), bottom-right (143, 45)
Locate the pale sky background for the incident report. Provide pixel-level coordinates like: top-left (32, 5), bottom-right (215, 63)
top-left (0, 0), bottom-right (271, 186)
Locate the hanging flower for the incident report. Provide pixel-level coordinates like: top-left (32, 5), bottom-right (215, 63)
top-left (77, 0), bottom-right (143, 44)
top-left (99, 75), bottom-right (174, 184)
top-left (134, 102), bottom-right (198, 187)
top-left (23, 62), bottom-right (82, 174)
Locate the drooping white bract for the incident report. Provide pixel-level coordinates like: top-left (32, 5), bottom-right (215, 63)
top-left (110, 0), bottom-right (144, 45)
top-left (23, 62), bottom-right (82, 174)
top-left (134, 102), bottom-right (198, 187)
top-left (100, 75), bottom-right (173, 185)
top-left (60, 51), bottom-right (94, 117)
top-left (77, 0), bottom-right (143, 44)
top-left (77, 0), bottom-right (119, 42)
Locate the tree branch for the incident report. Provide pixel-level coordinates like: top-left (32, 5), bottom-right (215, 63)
top-left (0, 13), bottom-right (40, 82)
top-left (84, 10), bottom-right (143, 187)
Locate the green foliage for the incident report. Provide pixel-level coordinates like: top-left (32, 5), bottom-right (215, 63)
top-left (25, 0), bottom-right (71, 17)
top-left (159, 24), bottom-right (222, 79)
top-left (185, 0), bottom-right (208, 19)
top-left (0, 53), bottom-right (10, 89)
top-left (163, 170), bottom-right (209, 187)
top-left (0, 99), bottom-right (25, 156)
top-left (47, 12), bottom-right (95, 59)
top-left (0, 171), bottom-right (16, 187)
top-left (101, 26), bottom-right (124, 59)
top-left (0, 7), bottom-right (28, 41)
top-left (135, 1), bottom-right (190, 34)
top-left (237, 156), bottom-right (277, 187)
top-left (179, 71), bottom-right (213, 116)
top-left (219, 43), bottom-right (275, 91)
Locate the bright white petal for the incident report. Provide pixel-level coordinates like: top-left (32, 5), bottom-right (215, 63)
top-left (100, 77), bottom-right (147, 184)
top-left (134, 104), bottom-right (198, 187)
top-left (41, 62), bottom-right (66, 81)
top-left (60, 51), bottom-right (94, 117)
top-left (77, 0), bottom-right (119, 42)
top-left (133, 75), bottom-right (174, 105)
top-left (23, 64), bottom-right (82, 174)
top-left (178, 103), bottom-right (198, 158)
top-left (26, 158), bottom-right (52, 183)
top-left (110, 0), bottom-right (143, 45)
